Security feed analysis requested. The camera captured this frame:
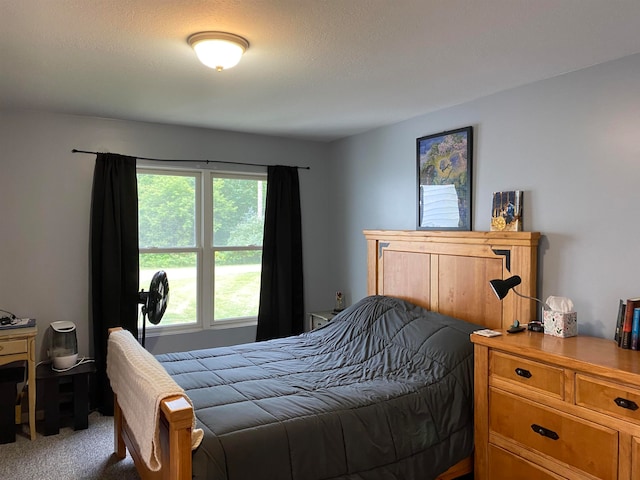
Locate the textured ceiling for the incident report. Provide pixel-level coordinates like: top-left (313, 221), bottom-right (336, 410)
top-left (2, 0), bottom-right (640, 141)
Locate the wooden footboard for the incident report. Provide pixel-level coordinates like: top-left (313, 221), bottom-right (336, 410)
top-left (108, 326), bottom-right (195, 480)
top-left (114, 392), bottom-right (194, 480)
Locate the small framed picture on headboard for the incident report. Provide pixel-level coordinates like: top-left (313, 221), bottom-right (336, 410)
top-left (491, 190), bottom-right (523, 231)
top-left (416, 126), bottom-right (473, 230)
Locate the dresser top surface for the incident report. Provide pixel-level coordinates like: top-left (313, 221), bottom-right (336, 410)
top-left (472, 331), bottom-right (640, 382)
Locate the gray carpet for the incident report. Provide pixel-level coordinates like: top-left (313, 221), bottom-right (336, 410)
top-left (0, 412), bottom-right (140, 480)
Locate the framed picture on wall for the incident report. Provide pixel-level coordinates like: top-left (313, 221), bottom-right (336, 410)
top-left (416, 126), bottom-right (473, 230)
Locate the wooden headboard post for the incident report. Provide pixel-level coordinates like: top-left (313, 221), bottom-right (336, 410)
top-left (364, 230), bottom-right (541, 331)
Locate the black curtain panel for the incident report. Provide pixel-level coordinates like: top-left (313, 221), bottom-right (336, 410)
top-left (90, 153), bottom-right (139, 415)
top-left (256, 166), bottom-right (304, 341)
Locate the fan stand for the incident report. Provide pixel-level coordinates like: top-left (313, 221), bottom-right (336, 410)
top-left (139, 290), bottom-right (150, 347)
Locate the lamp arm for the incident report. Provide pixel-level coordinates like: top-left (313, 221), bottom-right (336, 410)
top-left (512, 288), bottom-right (550, 310)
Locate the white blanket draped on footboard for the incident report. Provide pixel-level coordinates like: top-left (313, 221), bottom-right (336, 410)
top-left (107, 329), bottom-right (203, 472)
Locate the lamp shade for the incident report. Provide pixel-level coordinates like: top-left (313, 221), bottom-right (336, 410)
top-left (489, 275), bottom-right (522, 300)
top-left (188, 32), bottom-right (249, 71)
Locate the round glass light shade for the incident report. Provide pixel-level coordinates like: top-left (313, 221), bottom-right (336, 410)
top-left (188, 32), bottom-right (249, 71)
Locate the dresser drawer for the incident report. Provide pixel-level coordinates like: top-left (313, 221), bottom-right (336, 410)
top-left (309, 312), bottom-right (335, 331)
top-left (490, 388), bottom-right (618, 480)
top-left (311, 316), bottom-right (330, 329)
top-left (0, 339), bottom-right (28, 356)
top-left (490, 351), bottom-right (564, 399)
top-left (576, 373), bottom-right (640, 425)
top-left (633, 437), bottom-right (640, 480)
top-left (488, 445), bottom-right (566, 480)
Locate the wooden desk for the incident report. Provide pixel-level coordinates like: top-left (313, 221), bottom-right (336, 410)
top-left (0, 325), bottom-right (37, 440)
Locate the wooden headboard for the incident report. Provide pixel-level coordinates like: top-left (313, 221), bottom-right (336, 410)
top-left (364, 230), bottom-right (541, 331)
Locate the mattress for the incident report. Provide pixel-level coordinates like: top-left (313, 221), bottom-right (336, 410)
top-left (156, 295), bottom-right (480, 480)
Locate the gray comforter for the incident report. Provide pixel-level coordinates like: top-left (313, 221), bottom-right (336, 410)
top-left (156, 295), bottom-right (480, 480)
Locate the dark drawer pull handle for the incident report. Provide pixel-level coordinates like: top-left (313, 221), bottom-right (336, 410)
top-left (614, 397), bottom-right (639, 411)
top-left (531, 424), bottom-right (559, 440)
top-left (515, 368), bottom-right (532, 378)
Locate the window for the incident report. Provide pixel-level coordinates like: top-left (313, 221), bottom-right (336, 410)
top-left (137, 168), bottom-right (266, 331)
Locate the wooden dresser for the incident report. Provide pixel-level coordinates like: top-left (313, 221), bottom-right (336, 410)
top-left (471, 331), bottom-right (640, 480)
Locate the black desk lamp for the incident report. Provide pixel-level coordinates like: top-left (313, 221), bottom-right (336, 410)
top-left (489, 275), bottom-right (548, 332)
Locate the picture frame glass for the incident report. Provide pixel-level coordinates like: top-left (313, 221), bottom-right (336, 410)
top-left (417, 126), bottom-right (472, 230)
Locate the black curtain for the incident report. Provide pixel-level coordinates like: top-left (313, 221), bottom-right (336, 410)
top-left (256, 166), bottom-right (304, 341)
top-left (90, 153), bottom-right (139, 415)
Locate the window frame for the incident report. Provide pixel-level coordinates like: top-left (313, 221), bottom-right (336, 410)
top-left (208, 171), bottom-right (266, 329)
top-left (137, 165), bottom-right (266, 336)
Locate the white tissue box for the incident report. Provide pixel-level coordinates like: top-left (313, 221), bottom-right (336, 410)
top-left (543, 310), bottom-right (577, 338)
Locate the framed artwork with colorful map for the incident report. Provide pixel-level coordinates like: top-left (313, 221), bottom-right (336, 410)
top-left (416, 126), bottom-right (473, 230)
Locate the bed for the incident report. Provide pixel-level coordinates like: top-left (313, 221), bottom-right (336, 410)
top-left (107, 229), bottom-right (540, 480)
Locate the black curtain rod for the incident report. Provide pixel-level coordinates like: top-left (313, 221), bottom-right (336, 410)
top-left (71, 149), bottom-right (310, 170)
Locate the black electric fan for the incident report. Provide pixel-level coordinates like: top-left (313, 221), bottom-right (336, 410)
top-left (138, 270), bottom-right (169, 347)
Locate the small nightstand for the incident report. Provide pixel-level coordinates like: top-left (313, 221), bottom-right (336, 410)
top-left (471, 331), bottom-right (640, 480)
top-left (37, 361), bottom-right (96, 436)
top-left (309, 311), bottom-right (336, 330)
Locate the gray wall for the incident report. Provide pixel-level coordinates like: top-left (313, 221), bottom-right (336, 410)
top-left (0, 111), bottom-right (333, 359)
top-left (2, 52), bottom-right (638, 361)
top-left (330, 52), bottom-right (640, 338)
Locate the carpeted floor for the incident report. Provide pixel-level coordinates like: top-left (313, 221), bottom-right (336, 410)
top-left (0, 412), bottom-right (140, 480)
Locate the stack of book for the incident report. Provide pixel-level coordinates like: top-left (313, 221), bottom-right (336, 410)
top-left (615, 298), bottom-right (640, 350)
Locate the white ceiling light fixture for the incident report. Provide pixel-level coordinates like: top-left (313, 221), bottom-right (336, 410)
top-left (188, 31), bottom-right (250, 72)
